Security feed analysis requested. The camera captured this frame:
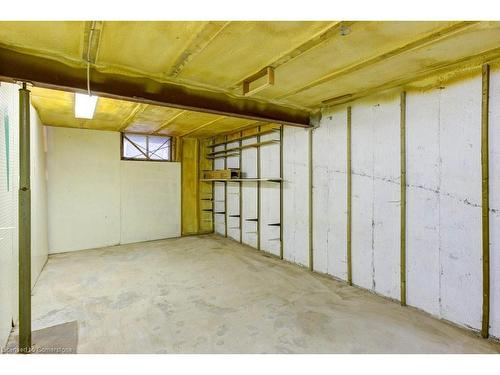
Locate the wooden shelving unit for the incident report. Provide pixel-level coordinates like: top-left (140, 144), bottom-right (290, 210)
top-left (200, 124), bottom-right (284, 257)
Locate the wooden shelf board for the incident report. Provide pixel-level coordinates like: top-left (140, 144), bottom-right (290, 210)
top-left (207, 140), bottom-right (280, 156)
top-left (200, 178), bottom-right (282, 182)
top-left (208, 129), bottom-right (280, 148)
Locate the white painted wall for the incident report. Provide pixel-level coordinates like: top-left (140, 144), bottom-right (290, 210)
top-left (226, 141), bottom-right (240, 242)
top-left (211, 69), bottom-right (500, 340)
top-left (489, 67), bottom-right (500, 339)
top-left (120, 161), bottom-right (181, 244)
top-left (283, 126), bottom-right (309, 266)
top-left (213, 144), bottom-right (226, 236)
top-left (312, 70), bottom-right (500, 339)
top-left (313, 109), bottom-right (348, 280)
top-left (47, 127), bottom-right (181, 253)
top-left (406, 89), bottom-right (441, 317)
top-left (348, 95), bottom-right (401, 298)
top-left (0, 82), bottom-right (48, 347)
top-left (260, 131), bottom-right (281, 256)
top-left (218, 131), bottom-right (282, 254)
top-left (47, 127), bottom-right (121, 252)
top-left (241, 136), bottom-right (258, 247)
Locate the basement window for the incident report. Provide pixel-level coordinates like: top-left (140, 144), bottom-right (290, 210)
top-left (121, 133), bottom-right (172, 161)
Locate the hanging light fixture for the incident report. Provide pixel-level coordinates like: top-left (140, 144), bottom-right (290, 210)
top-left (75, 93), bottom-right (98, 119)
top-left (75, 21), bottom-right (99, 119)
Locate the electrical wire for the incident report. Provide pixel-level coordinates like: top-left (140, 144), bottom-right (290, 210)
top-left (86, 21), bottom-right (96, 96)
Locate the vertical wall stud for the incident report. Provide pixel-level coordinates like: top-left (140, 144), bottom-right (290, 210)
top-left (19, 82), bottom-right (31, 353)
top-left (211, 137), bottom-right (215, 233)
top-left (481, 64), bottom-right (490, 339)
top-left (279, 124), bottom-right (284, 259)
top-left (239, 131), bottom-right (243, 243)
top-left (257, 126), bottom-right (261, 251)
top-left (346, 106), bottom-right (353, 286)
top-left (400, 91), bottom-right (407, 306)
top-left (224, 135), bottom-right (228, 237)
top-left (308, 127), bottom-right (314, 271)
top-left (195, 138), bottom-right (201, 234)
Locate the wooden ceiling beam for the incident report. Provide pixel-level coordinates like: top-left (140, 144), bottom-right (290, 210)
top-left (0, 47), bottom-right (314, 127)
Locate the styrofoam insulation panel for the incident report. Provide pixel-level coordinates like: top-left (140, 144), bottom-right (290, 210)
top-left (225, 140), bottom-right (240, 241)
top-left (406, 88), bottom-right (441, 317)
top-left (438, 76), bottom-right (482, 330)
top-left (283, 126), bottom-right (309, 266)
top-left (259, 132), bottom-right (281, 256)
top-left (241, 136), bottom-right (258, 248)
top-left (489, 66), bottom-right (500, 339)
top-left (313, 107), bottom-right (348, 279)
top-left (372, 97), bottom-right (401, 300)
top-left (351, 101), bottom-right (375, 290)
top-left (213, 144), bottom-right (226, 236)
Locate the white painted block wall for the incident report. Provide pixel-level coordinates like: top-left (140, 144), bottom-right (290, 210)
top-left (260, 132), bottom-right (281, 256)
top-left (312, 109), bottom-right (348, 279)
top-left (46, 127), bottom-right (181, 253)
top-left (47, 127), bottom-right (121, 252)
top-left (217, 131), bottom-right (282, 254)
top-left (283, 126), bottom-right (309, 266)
top-left (489, 67), bottom-right (500, 339)
top-left (120, 161), bottom-right (181, 244)
top-left (213, 144), bottom-right (226, 236)
top-left (0, 82), bottom-right (48, 347)
top-left (406, 89), bottom-right (441, 317)
top-left (209, 70), bottom-right (500, 339)
top-left (226, 141), bottom-right (240, 242)
top-left (312, 70), bottom-right (500, 338)
top-left (241, 137), bottom-right (258, 247)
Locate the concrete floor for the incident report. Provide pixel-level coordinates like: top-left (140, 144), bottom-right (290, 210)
top-left (8, 234), bottom-right (500, 353)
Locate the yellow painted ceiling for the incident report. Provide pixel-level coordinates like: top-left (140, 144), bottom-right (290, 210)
top-left (3, 21), bottom-right (500, 136)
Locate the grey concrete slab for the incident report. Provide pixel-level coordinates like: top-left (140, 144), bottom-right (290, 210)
top-left (6, 235), bottom-right (500, 353)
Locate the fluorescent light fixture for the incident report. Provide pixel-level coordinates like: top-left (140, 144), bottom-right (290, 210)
top-left (75, 93), bottom-right (98, 119)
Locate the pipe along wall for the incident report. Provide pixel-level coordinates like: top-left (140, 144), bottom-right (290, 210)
top-left (213, 65), bottom-right (500, 340)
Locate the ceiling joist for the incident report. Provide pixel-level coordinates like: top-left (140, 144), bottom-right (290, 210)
top-left (179, 116), bottom-right (225, 137)
top-left (322, 45), bottom-right (500, 107)
top-left (168, 21), bottom-right (231, 78)
top-left (283, 21), bottom-right (479, 101)
top-left (231, 21), bottom-right (349, 90)
top-left (150, 110), bottom-right (186, 134)
top-left (118, 103), bottom-right (148, 132)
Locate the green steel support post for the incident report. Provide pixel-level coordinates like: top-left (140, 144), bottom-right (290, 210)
top-left (481, 64), bottom-right (490, 339)
top-left (346, 106), bottom-right (352, 286)
top-left (257, 126), bottom-right (261, 251)
top-left (308, 127), bottom-right (314, 271)
top-left (224, 136), bottom-right (228, 237)
top-left (211, 137), bottom-right (215, 233)
top-left (239, 132), bottom-right (243, 243)
top-left (279, 125), bottom-right (284, 260)
top-left (400, 91), bottom-right (407, 306)
top-left (19, 82), bottom-right (31, 353)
